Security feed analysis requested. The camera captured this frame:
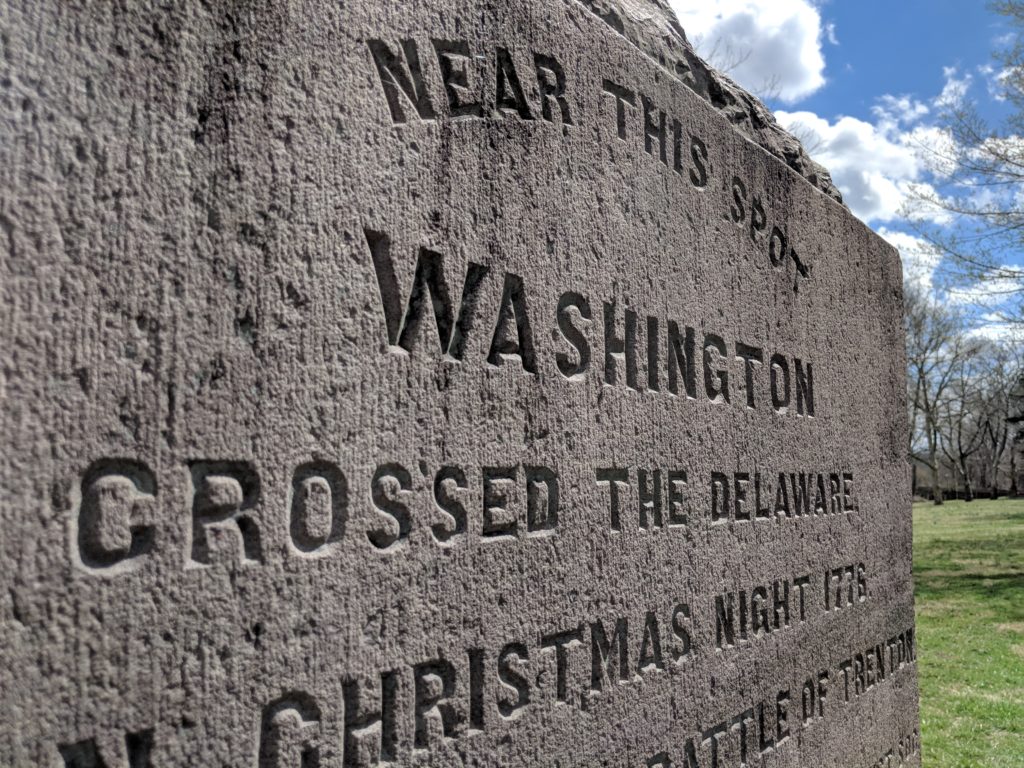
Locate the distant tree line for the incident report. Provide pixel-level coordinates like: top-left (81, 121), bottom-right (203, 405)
top-left (904, 1), bottom-right (1024, 503)
top-left (906, 283), bottom-right (1024, 503)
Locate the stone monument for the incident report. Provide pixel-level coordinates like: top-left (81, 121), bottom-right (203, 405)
top-left (0, 1), bottom-right (919, 765)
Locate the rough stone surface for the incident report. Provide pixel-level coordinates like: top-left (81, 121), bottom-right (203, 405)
top-left (576, 0), bottom-right (844, 202)
top-left (0, 1), bottom-right (916, 766)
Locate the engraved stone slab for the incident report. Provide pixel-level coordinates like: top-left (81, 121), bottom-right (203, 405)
top-left (0, 1), bottom-right (919, 766)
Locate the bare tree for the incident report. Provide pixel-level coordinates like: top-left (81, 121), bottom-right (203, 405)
top-left (905, 283), bottom-right (984, 503)
top-left (975, 342), bottom-right (1022, 497)
top-left (937, 339), bottom-right (1023, 499)
top-left (939, 349), bottom-right (987, 500)
top-left (907, 1), bottom-right (1024, 322)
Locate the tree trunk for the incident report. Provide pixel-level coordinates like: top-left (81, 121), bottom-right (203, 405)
top-left (960, 459), bottom-right (974, 502)
top-left (1007, 450), bottom-right (1015, 499)
top-left (1011, 451), bottom-right (1018, 497)
top-left (930, 443), bottom-right (944, 505)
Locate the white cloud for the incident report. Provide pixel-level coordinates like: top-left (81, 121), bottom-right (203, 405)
top-left (775, 110), bottom-right (949, 223)
top-left (877, 235), bottom-right (1024, 344)
top-left (978, 64), bottom-right (1007, 102)
top-left (671, 0), bottom-right (827, 103)
top-left (902, 125), bottom-right (960, 178)
top-left (775, 74), bottom-right (963, 225)
top-left (877, 228), bottom-right (943, 293)
top-left (825, 22), bottom-right (839, 46)
top-left (876, 238), bottom-right (1024, 341)
top-left (935, 66), bottom-right (972, 110)
top-left (947, 268), bottom-right (1024, 309)
top-left (967, 314), bottom-right (1024, 343)
top-left (871, 95), bottom-right (929, 133)
top-left (977, 61), bottom-right (1022, 104)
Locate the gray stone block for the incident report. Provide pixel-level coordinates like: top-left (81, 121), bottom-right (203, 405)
top-left (0, 1), bottom-right (918, 765)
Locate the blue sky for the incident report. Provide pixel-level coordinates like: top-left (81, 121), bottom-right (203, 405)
top-left (801, 1), bottom-right (1007, 125)
top-left (671, 0), bottom-right (1022, 340)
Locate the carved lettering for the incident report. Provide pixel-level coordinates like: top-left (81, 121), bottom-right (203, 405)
top-left (259, 694), bottom-right (322, 768)
top-left (74, 459), bottom-right (156, 573)
top-left (188, 460), bottom-right (262, 566)
top-left (59, 729), bottom-right (153, 768)
top-left (289, 462), bottom-right (347, 556)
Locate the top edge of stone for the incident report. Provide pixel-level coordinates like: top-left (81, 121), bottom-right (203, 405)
top-left (578, 0), bottom-right (845, 205)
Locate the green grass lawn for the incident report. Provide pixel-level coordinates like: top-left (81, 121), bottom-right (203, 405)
top-left (914, 498), bottom-right (1024, 767)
